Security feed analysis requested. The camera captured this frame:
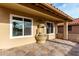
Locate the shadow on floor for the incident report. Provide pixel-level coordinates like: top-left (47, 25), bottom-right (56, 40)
top-left (47, 40), bottom-right (74, 47)
top-left (47, 40), bottom-right (79, 56)
top-left (65, 43), bottom-right (79, 56)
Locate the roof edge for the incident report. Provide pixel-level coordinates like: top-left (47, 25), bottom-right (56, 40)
top-left (41, 3), bottom-right (73, 21)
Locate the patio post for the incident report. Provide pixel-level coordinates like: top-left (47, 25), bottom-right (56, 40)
top-left (64, 21), bottom-right (68, 39)
top-left (54, 23), bottom-right (58, 39)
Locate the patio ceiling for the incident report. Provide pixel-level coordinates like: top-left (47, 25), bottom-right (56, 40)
top-left (0, 3), bottom-right (73, 22)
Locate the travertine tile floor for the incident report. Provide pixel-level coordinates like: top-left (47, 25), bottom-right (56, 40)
top-left (0, 39), bottom-right (79, 56)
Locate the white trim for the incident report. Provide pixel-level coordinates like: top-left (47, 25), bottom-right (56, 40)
top-left (23, 18), bottom-right (24, 36)
top-left (10, 14), bottom-right (33, 39)
top-left (45, 21), bottom-right (54, 35)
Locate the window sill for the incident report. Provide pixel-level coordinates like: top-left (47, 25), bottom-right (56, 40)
top-left (10, 35), bottom-right (33, 39)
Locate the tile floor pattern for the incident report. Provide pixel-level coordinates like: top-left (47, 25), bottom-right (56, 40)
top-left (0, 39), bottom-right (79, 56)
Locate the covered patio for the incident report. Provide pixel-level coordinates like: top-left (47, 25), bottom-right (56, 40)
top-left (0, 4), bottom-right (74, 55)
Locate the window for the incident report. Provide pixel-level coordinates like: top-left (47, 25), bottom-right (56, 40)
top-left (10, 14), bottom-right (32, 38)
top-left (24, 18), bottom-right (32, 35)
top-left (68, 26), bottom-right (72, 31)
top-left (13, 17), bottom-right (23, 36)
top-left (46, 22), bottom-right (53, 34)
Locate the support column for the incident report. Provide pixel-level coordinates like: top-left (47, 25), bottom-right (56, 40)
top-left (64, 21), bottom-right (68, 39)
top-left (54, 23), bottom-right (58, 39)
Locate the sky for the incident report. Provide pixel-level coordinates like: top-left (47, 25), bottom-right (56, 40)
top-left (53, 3), bottom-right (79, 19)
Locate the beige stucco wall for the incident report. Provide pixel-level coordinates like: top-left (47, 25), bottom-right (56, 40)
top-left (69, 25), bottom-right (79, 34)
top-left (58, 25), bottom-right (79, 34)
top-left (68, 34), bottom-right (79, 42)
top-left (0, 7), bottom-right (56, 49)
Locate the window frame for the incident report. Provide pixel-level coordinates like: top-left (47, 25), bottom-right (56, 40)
top-left (10, 14), bottom-right (33, 39)
top-left (46, 21), bottom-right (54, 34)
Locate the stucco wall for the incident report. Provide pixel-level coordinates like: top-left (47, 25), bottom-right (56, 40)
top-left (68, 34), bottom-right (79, 42)
top-left (0, 7), bottom-right (56, 49)
top-left (69, 25), bottom-right (79, 34)
top-left (58, 25), bottom-right (79, 34)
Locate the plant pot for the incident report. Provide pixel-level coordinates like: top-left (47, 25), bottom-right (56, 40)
top-left (35, 34), bottom-right (47, 44)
